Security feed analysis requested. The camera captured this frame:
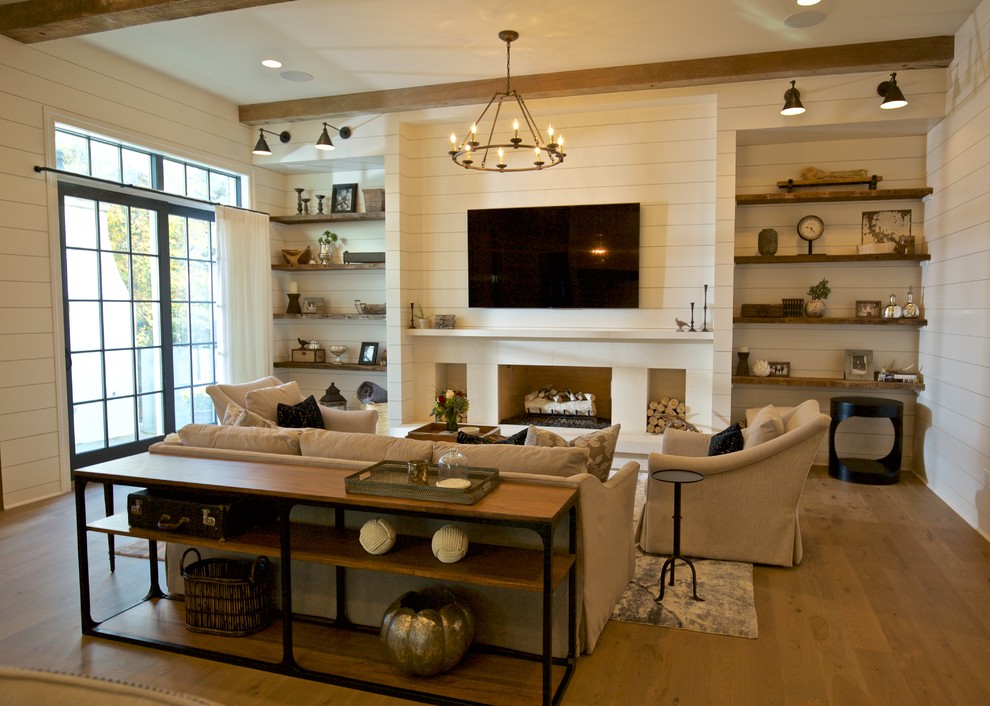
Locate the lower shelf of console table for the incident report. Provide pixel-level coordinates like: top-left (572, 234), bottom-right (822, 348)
top-left (74, 454), bottom-right (578, 706)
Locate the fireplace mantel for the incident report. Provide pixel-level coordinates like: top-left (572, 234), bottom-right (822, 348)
top-left (406, 328), bottom-right (714, 342)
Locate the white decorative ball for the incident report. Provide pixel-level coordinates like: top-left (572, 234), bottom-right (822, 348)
top-left (359, 517), bottom-right (396, 555)
top-left (432, 525), bottom-right (469, 563)
top-left (751, 359), bottom-right (771, 377)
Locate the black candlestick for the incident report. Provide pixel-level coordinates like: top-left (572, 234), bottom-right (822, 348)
top-left (688, 303), bottom-right (696, 332)
top-left (702, 284), bottom-right (710, 332)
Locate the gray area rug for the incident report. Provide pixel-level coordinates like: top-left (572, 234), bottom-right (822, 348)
top-left (611, 473), bottom-right (758, 639)
top-left (114, 538), bottom-right (165, 561)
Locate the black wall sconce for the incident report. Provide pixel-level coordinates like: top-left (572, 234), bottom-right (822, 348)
top-left (878, 72), bottom-right (908, 110)
top-left (781, 80), bottom-right (806, 116)
top-left (252, 128), bottom-right (290, 155)
top-left (315, 122), bottom-right (353, 151)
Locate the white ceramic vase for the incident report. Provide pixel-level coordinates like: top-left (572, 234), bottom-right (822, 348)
top-left (804, 299), bottom-right (826, 318)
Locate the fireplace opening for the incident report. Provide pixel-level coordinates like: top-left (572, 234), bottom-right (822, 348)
top-left (498, 365), bottom-right (612, 429)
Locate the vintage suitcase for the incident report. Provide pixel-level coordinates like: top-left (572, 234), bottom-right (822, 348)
top-left (291, 347), bottom-right (326, 363)
top-left (127, 489), bottom-right (273, 540)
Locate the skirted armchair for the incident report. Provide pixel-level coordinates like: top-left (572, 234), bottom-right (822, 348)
top-left (635, 399), bottom-right (830, 566)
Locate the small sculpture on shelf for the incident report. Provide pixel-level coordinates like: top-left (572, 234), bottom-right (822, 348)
top-left (902, 286), bottom-right (920, 318)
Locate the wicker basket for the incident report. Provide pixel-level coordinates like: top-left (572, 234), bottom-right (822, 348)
top-left (180, 548), bottom-right (275, 636)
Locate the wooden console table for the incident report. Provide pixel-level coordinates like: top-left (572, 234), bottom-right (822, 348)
top-left (74, 454), bottom-right (577, 706)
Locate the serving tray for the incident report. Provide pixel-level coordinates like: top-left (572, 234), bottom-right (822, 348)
top-left (344, 461), bottom-right (500, 504)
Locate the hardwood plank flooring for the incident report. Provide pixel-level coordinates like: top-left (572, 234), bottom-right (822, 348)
top-left (1, 466), bottom-right (989, 705)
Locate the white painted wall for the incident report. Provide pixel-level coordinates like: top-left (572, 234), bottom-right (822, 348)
top-left (922, 0), bottom-right (990, 538)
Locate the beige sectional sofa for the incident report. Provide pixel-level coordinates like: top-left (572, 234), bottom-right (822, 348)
top-left (149, 424), bottom-right (639, 656)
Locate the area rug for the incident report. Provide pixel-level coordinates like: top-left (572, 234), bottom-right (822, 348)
top-left (113, 538), bottom-right (165, 561)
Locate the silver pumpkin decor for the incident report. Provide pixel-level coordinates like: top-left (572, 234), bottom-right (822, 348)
top-left (380, 587), bottom-right (474, 677)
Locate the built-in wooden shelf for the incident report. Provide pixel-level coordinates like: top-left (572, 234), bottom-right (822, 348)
top-left (735, 187), bottom-right (933, 205)
top-left (271, 263), bottom-right (384, 271)
top-left (733, 375), bottom-right (924, 391)
top-left (273, 313), bottom-right (385, 321)
top-left (734, 253), bottom-right (931, 265)
top-left (273, 361), bottom-right (386, 373)
top-left (270, 212), bottom-right (385, 224)
top-left (776, 176), bottom-right (881, 190)
top-left (734, 316), bottom-right (927, 326)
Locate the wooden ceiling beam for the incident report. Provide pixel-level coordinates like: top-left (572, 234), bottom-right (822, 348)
top-left (0, 0), bottom-right (293, 43)
top-left (239, 36), bottom-right (954, 125)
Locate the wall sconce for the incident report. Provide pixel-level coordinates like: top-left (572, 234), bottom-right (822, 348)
top-left (315, 122), bottom-right (353, 151)
top-left (780, 80), bottom-right (806, 116)
top-left (878, 72), bottom-right (908, 110)
top-left (252, 128), bottom-right (290, 155)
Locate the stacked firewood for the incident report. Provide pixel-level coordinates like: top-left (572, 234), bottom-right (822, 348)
top-left (646, 397), bottom-right (698, 434)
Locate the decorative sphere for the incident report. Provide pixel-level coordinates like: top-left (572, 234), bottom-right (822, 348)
top-left (380, 587), bottom-right (474, 676)
top-left (431, 525), bottom-right (469, 563)
top-left (751, 359), bottom-right (771, 377)
top-left (359, 517), bottom-right (396, 555)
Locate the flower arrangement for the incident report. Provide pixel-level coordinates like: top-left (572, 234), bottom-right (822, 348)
top-left (318, 230), bottom-right (339, 245)
top-left (432, 389), bottom-right (469, 431)
top-left (807, 277), bottom-right (831, 301)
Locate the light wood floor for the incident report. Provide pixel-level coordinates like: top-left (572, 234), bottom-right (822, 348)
top-left (2, 466), bottom-right (989, 705)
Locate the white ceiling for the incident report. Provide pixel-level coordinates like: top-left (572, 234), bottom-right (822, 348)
top-left (60, 0), bottom-right (981, 108)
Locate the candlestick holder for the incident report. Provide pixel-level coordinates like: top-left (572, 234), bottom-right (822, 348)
top-left (688, 303), bottom-right (696, 332)
top-left (702, 284), bottom-right (710, 332)
top-left (301, 197), bottom-right (311, 215)
top-left (316, 194), bottom-right (325, 214)
top-left (294, 188), bottom-right (305, 214)
top-left (736, 351), bottom-right (750, 376)
top-left (286, 293), bottom-right (302, 315)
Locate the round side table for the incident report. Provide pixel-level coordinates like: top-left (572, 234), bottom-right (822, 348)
top-left (650, 469), bottom-right (705, 602)
top-left (829, 396), bottom-right (903, 485)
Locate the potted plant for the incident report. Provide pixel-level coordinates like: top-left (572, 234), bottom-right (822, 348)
top-left (318, 231), bottom-right (341, 265)
top-left (412, 302), bottom-right (431, 329)
top-left (805, 277), bottom-right (830, 317)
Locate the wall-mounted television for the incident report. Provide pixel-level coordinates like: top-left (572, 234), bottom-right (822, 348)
top-left (468, 203), bottom-right (640, 309)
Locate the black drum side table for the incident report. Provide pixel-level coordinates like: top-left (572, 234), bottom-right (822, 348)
top-left (650, 469), bottom-right (705, 602)
top-left (829, 396), bottom-right (903, 485)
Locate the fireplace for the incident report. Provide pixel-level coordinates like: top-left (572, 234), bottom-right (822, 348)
top-left (498, 365), bottom-right (612, 423)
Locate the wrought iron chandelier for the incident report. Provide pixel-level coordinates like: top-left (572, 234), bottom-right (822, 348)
top-left (449, 30), bottom-right (566, 172)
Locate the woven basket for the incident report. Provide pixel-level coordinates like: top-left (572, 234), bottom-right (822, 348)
top-left (180, 548), bottom-right (275, 636)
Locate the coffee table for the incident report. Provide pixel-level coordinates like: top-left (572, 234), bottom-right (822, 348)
top-left (406, 422), bottom-right (501, 442)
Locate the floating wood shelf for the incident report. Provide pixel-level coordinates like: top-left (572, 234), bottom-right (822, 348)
top-left (734, 253), bottom-right (930, 265)
top-left (734, 316), bottom-right (927, 326)
top-left (273, 313), bottom-right (385, 321)
top-left (735, 187), bottom-right (933, 205)
top-left (270, 212), bottom-right (385, 224)
top-left (777, 175), bottom-right (881, 191)
top-left (273, 361), bottom-right (386, 372)
top-left (271, 263), bottom-right (384, 271)
top-left (733, 375), bottom-right (924, 391)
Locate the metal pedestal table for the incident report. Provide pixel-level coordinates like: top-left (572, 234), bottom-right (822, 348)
top-left (650, 469), bottom-right (705, 602)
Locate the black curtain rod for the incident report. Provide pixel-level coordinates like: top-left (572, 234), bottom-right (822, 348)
top-left (33, 165), bottom-right (270, 216)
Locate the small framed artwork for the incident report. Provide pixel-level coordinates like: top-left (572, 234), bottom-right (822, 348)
top-left (359, 341), bottom-right (380, 365)
top-left (856, 300), bottom-right (881, 318)
top-left (302, 297), bottom-right (325, 315)
top-left (844, 349), bottom-right (874, 380)
top-left (768, 361), bottom-right (790, 377)
top-left (862, 209), bottom-right (911, 245)
top-left (331, 183), bottom-right (358, 213)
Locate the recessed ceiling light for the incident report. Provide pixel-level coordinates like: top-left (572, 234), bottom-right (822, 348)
top-left (280, 70), bottom-right (314, 82)
top-left (261, 58), bottom-right (282, 69)
top-left (797, 0), bottom-right (821, 6)
top-left (784, 11), bottom-right (826, 28)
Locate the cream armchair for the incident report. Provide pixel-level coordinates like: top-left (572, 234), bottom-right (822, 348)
top-left (635, 400), bottom-right (830, 566)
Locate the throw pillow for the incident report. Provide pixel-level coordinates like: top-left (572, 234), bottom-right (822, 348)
top-left (744, 404), bottom-right (785, 449)
top-left (708, 422), bottom-right (743, 456)
top-left (222, 402), bottom-right (277, 429)
top-left (276, 395), bottom-right (325, 429)
top-left (456, 429), bottom-right (528, 445)
top-left (525, 424), bottom-right (620, 481)
top-left (244, 380), bottom-right (303, 422)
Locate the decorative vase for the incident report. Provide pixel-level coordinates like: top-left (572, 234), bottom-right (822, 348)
top-left (443, 407), bottom-right (459, 433)
top-left (380, 587), bottom-right (474, 677)
top-left (804, 299), bottom-right (826, 317)
top-left (318, 243), bottom-right (331, 266)
top-left (758, 228), bottom-right (778, 256)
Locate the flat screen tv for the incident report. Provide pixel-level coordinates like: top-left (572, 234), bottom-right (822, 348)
top-left (468, 203), bottom-right (640, 308)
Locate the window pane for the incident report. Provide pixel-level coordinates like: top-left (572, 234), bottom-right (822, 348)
top-left (74, 401), bottom-right (105, 452)
top-left (107, 396), bottom-right (136, 446)
top-left (171, 302), bottom-right (189, 344)
top-left (68, 301), bottom-right (102, 351)
top-left (186, 165), bottom-right (209, 200)
top-left (210, 173), bottom-right (236, 205)
top-left (91, 141), bottom-right (121, 182)
top-left (189, 261), bottom-right (212, 302)
top-left (191, 344), bottom-right (215, 385)
top-left (99, 202), bottom-right (129, 251)
top-left (138, 392), bottom-right (164, 439)
top-left (193, 385), bottom-right (214, 423)
top-left (136, 347), bottom-right (163, 394)
top-left (189, 303), bottom-right (213, 343)
top-left (56, 131), bottom-right (90, 174)
top-left (170, 259), bottom-right (188, 301)
top-left (122, 148), bottom-right (152, 188)
top-left (105, 349), bottom-right (135, 398)
top-left (174, 388), bottom-right (193, 428)
top-left (65, 250), bottom-right (100, 300)
top-left (131, 254), bottom-right (159, 302)
top-left (63, 196), bottom-right (98, 249)
top-left (134, 300), bottom-right (161, 348)
top-left (169, 216), bottom-right (188, 258)
top-left (172, 345), bottom-right (191, 387)
top-left (103, 301), bottom-right (134, 349)
top-left (130, 207), bottom-right (156, 254)
top-left (188, 219), bottom-right (211, 260)
top-left (163, 159), bottom-right (185, 195)
top-left (71, 352), bottom-right (105, 402)
top-left (101, 251), bottom-right (130, 300)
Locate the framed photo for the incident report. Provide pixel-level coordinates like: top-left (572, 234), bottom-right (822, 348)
top-left (844, 349), bottom-right (874, 380)
top-left (302, 297), bottom-right (325, 315)
top-left (862, 209), bottom-right (911, 245)
top-left (856, 300), bottom-right (881, 318)
top-left (331, 183), bottom-right (358, 213)
top-left (359, 341), bottom-right (379, 365)
top-left (768, 361), bottom-right (790, 377)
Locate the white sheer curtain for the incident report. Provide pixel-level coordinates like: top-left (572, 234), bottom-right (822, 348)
top-left (216, 205), bottom-right (272, 383)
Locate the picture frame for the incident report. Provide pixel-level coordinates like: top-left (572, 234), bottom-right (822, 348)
top-left (844, 349), bottom-right (874, 380)
top-left (331, 183), bottom-right (358, 213)
top-left (359, 341), bottom-right (379, 365)
top-left (302, 297), bottom-right (325, 315)
top-left (855, 300), bottom-right (881, 318)
top-left (768, 361), bottom-right (790, 377)
top-left (862, 209), bottom-right (912, 245)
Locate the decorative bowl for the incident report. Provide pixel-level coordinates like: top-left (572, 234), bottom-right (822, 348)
top-left (280, 246), bottom-right (313, 266)
top-left (355, 300), bottom-right (386, 315)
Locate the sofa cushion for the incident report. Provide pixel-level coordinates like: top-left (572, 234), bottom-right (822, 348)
top-left (708, 422), bottom-right (743, 456)
top-left (205, 376), bottom-right (283, 419)
top-left (298, 429), bottom-right (433, 462)
top-left (744, 405), bottom-right (784, 448)
top-left (244, 380), bottom-right (303, 422)
top-left (177, 424), bottom-right (302, 455)
top-left (525, 424), bottom-right (620, 481)
top-left (319, 406), bottom-right (379, 433)
top-left (277, 395), bottom-right (325, 429)
top-left (456, 429), bottom-right (527, 445)
top-left (222, 403), bottom-right (277, 429)
top-left (435, 441), bottom-right (591, 478)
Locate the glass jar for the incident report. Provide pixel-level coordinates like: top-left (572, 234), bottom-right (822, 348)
top-left (903, 286), bottom-right (920, 319)
top-left (437, 448), bottom-right (469, 488)
top-left (882, 293), bottom-right (902, 319)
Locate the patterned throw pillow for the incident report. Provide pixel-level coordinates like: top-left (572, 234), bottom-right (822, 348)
top-left (525, 424), bottom-right (621, 481)
top-left (708, 422), bottom-right (743, 456)
top-left (276, 395), bottom-right (325, 429)
top-left (222, 402), bottom-right (277, 429)
top-left (456, 429), bottom-right (528, 445)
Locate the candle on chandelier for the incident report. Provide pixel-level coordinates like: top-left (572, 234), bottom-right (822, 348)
top-left (497, 147), bottom-right (505, 166)
top-left (512, 119), bottom-right (519, 139)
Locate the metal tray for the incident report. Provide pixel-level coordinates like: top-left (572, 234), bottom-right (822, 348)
top-left (344, 461), bottom-right (500, 505)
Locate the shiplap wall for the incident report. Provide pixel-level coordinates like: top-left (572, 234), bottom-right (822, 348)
top-left (922, 0), bottom-right (990, 538)
top-left (0, 36), bottom-right (285, 508)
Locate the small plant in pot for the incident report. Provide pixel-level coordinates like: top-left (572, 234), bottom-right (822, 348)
top-left (318, 231), bottom-right (341, 265)
top-left (805, 277), bottom-right (831, 317)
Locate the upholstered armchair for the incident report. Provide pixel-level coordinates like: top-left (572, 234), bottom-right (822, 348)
top-left (635, 399), bottom-right (830, 566)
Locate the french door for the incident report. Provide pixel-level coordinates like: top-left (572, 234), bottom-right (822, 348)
top-left (59, 183), bottom-right (219, 468)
